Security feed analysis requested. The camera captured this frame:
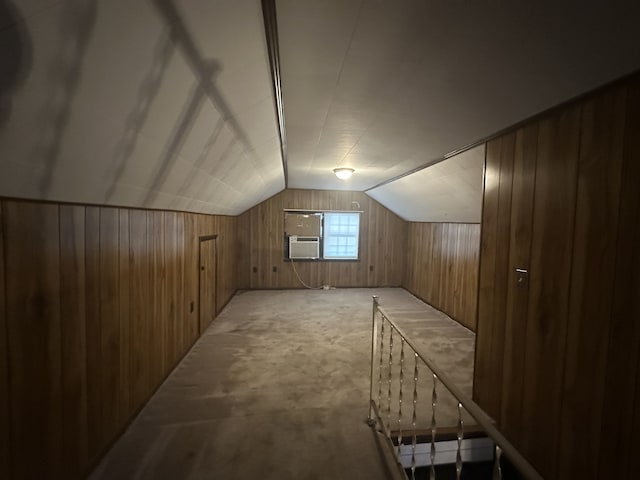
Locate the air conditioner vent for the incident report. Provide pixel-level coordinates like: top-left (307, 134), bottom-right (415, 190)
top-left (289, 236), bottom-right (320, 259)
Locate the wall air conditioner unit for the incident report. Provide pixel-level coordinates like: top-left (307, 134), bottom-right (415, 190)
top-left (289, 236), bottom-right (320, 259)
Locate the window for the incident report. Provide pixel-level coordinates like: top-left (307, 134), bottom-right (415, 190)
top-left (323, 212), bottom-right (360, 260)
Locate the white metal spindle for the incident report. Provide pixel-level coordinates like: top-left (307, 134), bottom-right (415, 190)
top-left (456, 402), bottom-right (464, 480)
top-left (410, 353), bottom-right (418, 480)
top-left (386, 327), bottom-right (394, 438)
top-left (377, 316), bottom-right (385, 412)
top-left (397, 338), bottom-right (405, 457)
top-left (493, 444), bottom-right (503, 480)
top-left (430, 373), bottom-right (437, 480)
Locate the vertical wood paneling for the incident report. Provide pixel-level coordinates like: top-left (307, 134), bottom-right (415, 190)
top-left (520, 106), bottom-right (580, 477)
top-left (403, 222), bottom-right (480, 330)
top-left (475, 74), bottom-right (640, 479)
top-left (5, 202), bottom-right (62, 478)
top-left (183, 213), bottom-right (198, 349)
top-left (129, 210), bottom-right (151, 408)
top-left (599, 77), bottom-right (640, 479)
top-left (0, 199), bottom-right (237, 479)
top-left (199, 238), bottom-right (216, 333)
top-left (152, 211), bottom-right (165, 387)
top-left (85, 207), bottom-right (102, 460)
top-left (164, 212), bottom-right (178, 368)
top-left (99, 208), bottom-right (120, 442)
top-left (236, 211), bottom-right (250, 289)
top-left (474, 135), bottom-right (510, 418)
top-left (175, 212), bottom-right (185, 360)
top-left (499, 124), bottom-right (538, 444)
top-left (0, 203), bottom-right (8, 479)
top-left (489, 132), bottom-right (516, 417)
top-left (118, 209), bottom-right (131, 423)
top-left (218, 216), bottom-right (237, 312)
top-left (556, 87), bottom-right (627, 478)
top-left (59, 205), bottom-right (88, 478)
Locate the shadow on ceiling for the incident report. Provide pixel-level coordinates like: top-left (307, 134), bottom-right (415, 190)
top-left (0, 0), bottom-right (33, 126)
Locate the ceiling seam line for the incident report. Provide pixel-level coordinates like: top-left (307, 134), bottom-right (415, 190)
top-left (261, 0), bottom-right (288, 188)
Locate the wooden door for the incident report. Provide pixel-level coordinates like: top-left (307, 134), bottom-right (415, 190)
top-left (198, 236), bottom-right (217, 334)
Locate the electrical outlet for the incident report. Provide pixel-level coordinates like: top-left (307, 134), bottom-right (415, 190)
top-left (252, 266), bottom-right (257, 273)
top-left (369, 265), bottom-right (374, 271)
top-left (272, 266), bottom-right (277, 273)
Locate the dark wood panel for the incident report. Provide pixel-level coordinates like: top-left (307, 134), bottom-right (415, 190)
top-left (0, 203), bottom-right (8, 479)
top-left (85, 206), bottom-right (103, 460)
top-left (499, 124), bottom-right (538, 444)
top-left (236, 211), bottom-right (251, 290)
top-left (99, 208), bottom-right (121, 443)
top-left (129, 210), bottom-right (151, 408)
top-left (175, 212), bottom-right (186, 361)
top-left (183, 213), bottom-right (198, 349)
top-left (473, 135), bottom-right (511, 419)
top-left (199, 238), bottom-right (216, 333)
top-left (59, 205), bottom-right (88, 478)
top-left (556, 87), bottom-right (627, 479)
top-left (164, 212), bottom-right (178, 369)
top-left (599, 77), bottom-right (640, 479)
top-left (218, 216), bottom-right (237, 312)
top-left (118, 209), bottom-right (131, 424)
top-left (489, 130), bottom-right (516, 418)
top-left (5, 201), bottom-right (62, 478)
top-left (151, 211), bottom-right (165, 387)
top-left (520, 105), bottom-right (581, 477)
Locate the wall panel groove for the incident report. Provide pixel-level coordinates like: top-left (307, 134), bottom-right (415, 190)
top-left (59, 205), bottom-right (88, 478)
top-left (85, 207), bottom-right (103, 460)
top-left (0, 203), bottom-right (8, 479)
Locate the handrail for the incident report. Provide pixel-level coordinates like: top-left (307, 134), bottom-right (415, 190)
top-left (369, 296), bottom-right (543, 480)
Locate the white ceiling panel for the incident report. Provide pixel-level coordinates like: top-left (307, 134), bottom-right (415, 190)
top-left (277, 0), bottom-right (640, 197)
top-left (367, 145), bottom-right (485, 223)
top-left (0, 0), bottom-right (284, 215)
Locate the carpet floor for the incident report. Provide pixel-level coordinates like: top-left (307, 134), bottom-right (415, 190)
top-left (89, 288), bottom-right (475, 480)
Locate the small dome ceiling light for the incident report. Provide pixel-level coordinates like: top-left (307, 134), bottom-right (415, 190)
top-left (333, 167), bottom-right (355, 180)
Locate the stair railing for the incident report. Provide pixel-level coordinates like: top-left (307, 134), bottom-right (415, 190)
top-left (367, 296), bottom-right (543, 480)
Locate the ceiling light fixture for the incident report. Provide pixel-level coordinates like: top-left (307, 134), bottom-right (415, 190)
top-left (333, 167), bottom-right (354, 180)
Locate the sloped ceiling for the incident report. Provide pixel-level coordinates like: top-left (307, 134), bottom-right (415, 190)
top-left (276, 0), bottom-right (640, 220)
top-left (1, 0), bottom-right (640, 220)
top-left (367, 145), bottom-right (485, 223)
top-left (0, 0), bottom-right (284, 215)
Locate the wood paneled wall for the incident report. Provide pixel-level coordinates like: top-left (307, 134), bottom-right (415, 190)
top-left (237, 189), bottom-right (406, 289)
top-left (404, 223), bottom-right (480, 331)
top-left (474, 73), bottom-right (640, 479)
top-left (0, 198), bottom-right (237, 479)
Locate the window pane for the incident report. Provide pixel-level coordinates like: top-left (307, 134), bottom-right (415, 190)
top-left (323, 212), bottom-right (359, 259)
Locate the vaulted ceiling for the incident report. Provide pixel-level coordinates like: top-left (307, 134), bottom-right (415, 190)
top-left (1, 0), bottom-right (639, 221)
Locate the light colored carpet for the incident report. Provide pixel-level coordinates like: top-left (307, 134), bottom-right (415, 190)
top-left (90, 288), bottom-right (474, 480)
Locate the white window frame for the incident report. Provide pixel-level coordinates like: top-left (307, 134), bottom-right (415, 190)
top-left (322, 212), bottom-right (360, 260)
